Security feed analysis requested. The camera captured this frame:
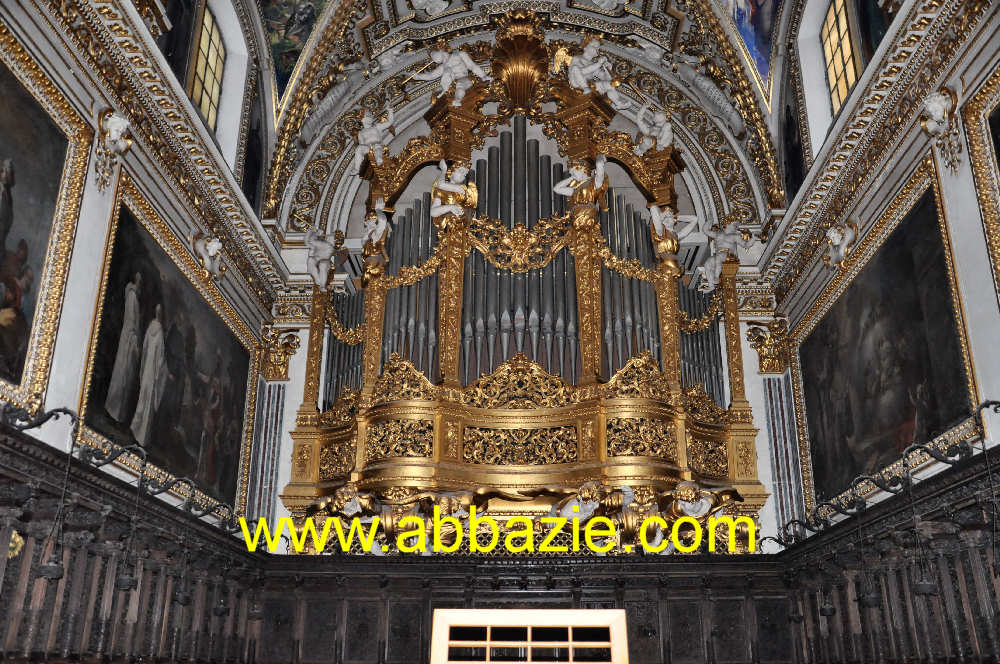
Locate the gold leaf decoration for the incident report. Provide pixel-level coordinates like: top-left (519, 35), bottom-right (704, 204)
top-left (463, 353), bottom-right (577, 409)
top-left (687, 437), bottom-right (728, 478)
top-left (602, 351), bottom-right (670, 399)
top-left (463, 426), bottom-right (578, 465)
top-left (681, 385), bottom-right (727, 424)
top-left (372, 354), bottom-right (436, 404)
top-left (318, 389), bottom-right (359, 427)
top-left (468, 214), bottom-right (571, 272)
top-left (365, 420), bottom-right (433, 463)
top-left (606, 418), bottom-right (676, 461)
top-left (319, 440), bottom-right (356, 479)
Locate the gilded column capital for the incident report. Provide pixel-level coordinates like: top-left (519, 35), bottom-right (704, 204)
top-left (260, 327), bottom-right (301, 382)
top-left (746, 319), bottom-right (792, 375)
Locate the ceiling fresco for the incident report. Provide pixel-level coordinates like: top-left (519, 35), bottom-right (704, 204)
top-left (262, 0), bottom-right (332, 96)
top-left (715, 0), bottom-right (778, 95)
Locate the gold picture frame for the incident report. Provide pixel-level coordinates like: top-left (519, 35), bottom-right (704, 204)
top-left (789, 155), bottom-right (979, 511)
top-left (0, 19), bottom-right (91, 412)
top-left (963, 59), bottom-right (1000, 309)
top-left (77, 175), bottom-right (261, 516)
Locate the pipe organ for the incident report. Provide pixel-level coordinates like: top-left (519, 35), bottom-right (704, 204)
top-left (283, 12), bottom-right (766, 538)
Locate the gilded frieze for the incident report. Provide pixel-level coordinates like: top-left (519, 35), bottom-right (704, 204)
top-left (365, 419), bottom-right (434, 463)
top-left (463, 425), bottom-right (578, 464)
top-left (606, 417), bottom-right (676, 460)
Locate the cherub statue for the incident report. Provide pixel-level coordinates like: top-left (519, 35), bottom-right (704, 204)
top-left (634, 103), bottom-right (673, 156)
top-left (430, 160), bottom-right (478, 226)
top-left (553, 154), bottom-right (610, 231)
top-left (372, 41), bottom-right (412, 74)
top-left (922, 89), bottom-right (954, 137)
top-left (648, 205), bottom-right (696, 265)
top-left (363, 196), bottom-right (390, 249)
top-left (564, 38), bottom-right (631, 111)
top-left (672, 53), bottom-right (745, 138)
top-left (412, 46), bottom-right (490, 107)
top-left (822, 220), bottom-right (858, 269)
top-left (305, 227), bottom-right (338, 290)
top-left (300, 61), bottom-right (367, 146)
top-left (411, 0), bottom-right (449, 16)
top-left (353, 106), bottom-right (395, 173)
top-left (697, 219), bottom-right (756, 293)
top-left (191, 232), bottom-right (225, 280)
top-left (100, 111), bottom-right (132, 155)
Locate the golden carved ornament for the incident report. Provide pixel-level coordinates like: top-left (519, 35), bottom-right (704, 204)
top-left (318, 389), bottom-right (359, 428)
top-left (260, 327), bottom-right (301, 382)
top-left (680, 386), bottom-right (727, 425)
top-left (492, 10), bottom-right (551, 110)
top-left (606, 418), bottom-right (677, 461)
top-left (463, 353), bottom-right (577, 409)
top-left (326, 304), bottom-right (364, 345)
top-left (463, 426), bottom-right (578, 465)
top-left (319, 439), bottom-right (356, 479)
top-left (746, 319), bottom-right (791, 374)
top-left (372, 354), bottom-right (437, 404)
top-left (7, 531), bottom-right (23, 559)
top-left (687, 437), bottom-right (728, 478)
top-left (678, 292), bottom-right (723, 333)
top-left (468, 214), bottom-right (571, 272)
top-left (602, 351), bottom-right (671, 400)
top-left (365, 419), bottom-right (434, 463)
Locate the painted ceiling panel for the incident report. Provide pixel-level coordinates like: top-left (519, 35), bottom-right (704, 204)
top-left (262, 0), bottom-right (332, 97)
top-left (715, 0), bottom-right (778, 93)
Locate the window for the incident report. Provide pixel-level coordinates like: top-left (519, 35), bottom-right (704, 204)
top-left (189, 6), bottom-right (225, 131)
top-left (430, 609), bottom-right (629, 663)
top-left (820, 0), bottom-right (860, 115)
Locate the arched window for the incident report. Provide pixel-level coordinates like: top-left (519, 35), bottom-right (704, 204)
top-left (820, 0), bottom-right (860, 115)
top-left (189, 6), bottom-right (226, 131)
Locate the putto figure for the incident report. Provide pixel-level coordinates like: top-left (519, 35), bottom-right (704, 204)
top-left (191, 231), bottom-right (225, 280)
top-left (553, 153), bottom-right (610, 230)
top-left (564, 38), bottom-right (631, 111)
top-left (363, 196), bottom-right (390, 251)
top-left (648, 205), bottom-right (696, 268)
top-left (430, 160), bottom-right (478, 226)
top-left (697, 219), bottom-right (756, 293)
top-left (305, 227), bottom-right (338, 290)
top-left (822, 220), bottom-right (858, 269)
top-left (413, 46), bottom-right (490, 107)
top-left (353, 106), bottom-right (395, 173)
top-left (634, 103), bottom-right (673, 155)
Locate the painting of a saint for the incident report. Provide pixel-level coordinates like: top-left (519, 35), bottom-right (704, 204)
top-left (85, 206), bottom-right (251, 504)
top-left (799, 190), bottom-right (971, 501)
top-left (715, 0), bottom-right (778, 86)
top-left (0, 62), bottom-right (69, 385)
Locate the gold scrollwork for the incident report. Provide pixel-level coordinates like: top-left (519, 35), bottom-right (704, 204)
top-left (463, 353), bottom-right (577, 409)
top-left (327, 305), bottom-right (364, 345)
top-left (607, 418), bottom-right (677, 460)
top-left (365, 419), bottom-right (434, 463)
top-left (319, 389), bottom-right (359, 427)
top-left (687, 437), bottom-right (728, 477)
top-left (260, 327), bottom-right (301, 381)
top-left (371, 354), bottom-right (437, 404)
top-left (681, 386), bottom-right (727, 424)
top-left (746, 319), bottom-right (791, 374)
top-left (468, 214), bottom-right (571, 272)
top-left (463, 426), bottom-right (578, 465)
top-left (319, 439), bottom-right (356, 479)
top-left (602, 351), bottom-right (671, 400)
top-left (678, 292), bottom-right (723, 333)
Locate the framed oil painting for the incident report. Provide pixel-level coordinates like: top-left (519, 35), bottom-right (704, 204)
top-left (0, 22), bottom-right (90, 410)
top-left (795, 162), bottom-right (975, 503)
top-left (715, 0), bottom-right (779, 94)
top-left (963, 61), bottom-right (1000, 308)
top-left (82, 179), bottom-right (258, 507)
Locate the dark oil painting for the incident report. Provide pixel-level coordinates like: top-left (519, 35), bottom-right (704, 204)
top-left (262, 0), bottom-right (330, 96)
top-left (990, 100), bottom-right (1000, 174)
top-left (85, 206), bottom-right (250, 504)
top-left (0, 61), bottom-right (68, 385)
top-left (799, 190), bottom-right (971, 501)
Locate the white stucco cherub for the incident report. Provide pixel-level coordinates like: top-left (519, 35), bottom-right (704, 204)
top-left (412, 46), bottom-right (490, 107)
top-left (922, 90), bottom-right (954, 137)
top-left (363, 196), bottom-right (390, 249)
top-left (305, 228), bottom-right (338, 291)
top-left (565, 38), bottom-right (631, 111)
top-left (697, 219), bottom-right (756, 293)
top-left (191, 232), bottom-right (225, 280)
top-left (822, 220), bottom-right (858, 269)
top-left (372, 41), bottom-right (412, 74)
top-left (353, 106), bottom-right (395, 173)
top-left (634, 102), bottom-right (673, 156)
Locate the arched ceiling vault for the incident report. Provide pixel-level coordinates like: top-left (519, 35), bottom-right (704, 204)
top-left (261, 0), bottom-right (785, 229)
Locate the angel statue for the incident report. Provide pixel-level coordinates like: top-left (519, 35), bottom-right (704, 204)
top-left (430, 160), bottom-right (478, 228)
top-left (648, 205), bottom-right (696, 270)
top-left (553, 154), bottom-right (610, 232)
top-left (371, 41), bottom-right (412, 74)
top-left (557, 38), bottom-right (631, 111)
top-left (363, 196), bottom-right (390, 252)
top-left (634, 103), bottom-right (673, 156)
top-left (305, 227), bottom-right (339, 291)
top-left (353, 106), bottom-right (395, 173)
top-left (822, 220), bottom-right (858, 269)
top-left (190, 232), bottom-right (225, 280)
top-left (412, 46), bottom-right (490, 107)
top-left (697, 218), bottom-right (756, 293)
